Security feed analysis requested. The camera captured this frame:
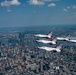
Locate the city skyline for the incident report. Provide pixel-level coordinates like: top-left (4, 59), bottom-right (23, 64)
top-left (0, 0), bottom-right (76, 28)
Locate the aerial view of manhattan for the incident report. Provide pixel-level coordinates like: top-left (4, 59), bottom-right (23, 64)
top-left (0, 0), bottom-right (76, 75)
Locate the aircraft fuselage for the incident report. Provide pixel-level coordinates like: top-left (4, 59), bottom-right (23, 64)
top-left (38, 46), bottom-right (61, 52)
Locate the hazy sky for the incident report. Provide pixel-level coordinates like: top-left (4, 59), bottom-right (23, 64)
top-left (0, 0), bottom-right (76, 27)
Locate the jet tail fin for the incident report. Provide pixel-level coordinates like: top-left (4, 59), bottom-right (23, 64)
top-left (66, 35), bottom-right (70, 39)
top-left (48, 31), bottom-right (53, 36)
top-left (56, 42), bottom-right (63, 49)
top-left (52, 42), bottom-right (62, 49)
top-left (52, 36), bottom-right (57, 42)
top-left (47, 31), bottom-right (53, 38)
top-left (57, 44), bottom-right (62, 49)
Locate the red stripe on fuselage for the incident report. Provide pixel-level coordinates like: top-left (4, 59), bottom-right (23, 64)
top-left (52, 46), bottom-right (57, 48)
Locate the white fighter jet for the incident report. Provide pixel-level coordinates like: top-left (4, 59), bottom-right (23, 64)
top-left (36, 36), bottom-right (57, 44)
top-left (68, 39), bottom-right (76, 42)
top-left (57, 35), bottom-right (70, 41)
top-left (38, 43), bottom-right (62, 52)
top-left (35, 31), bottom-right (53, 38)
top-left (67, 37), bottom-right (76, 43)
top-left (57, 35), bottom-right (76, 43)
